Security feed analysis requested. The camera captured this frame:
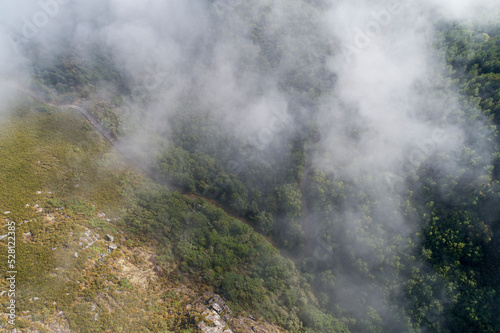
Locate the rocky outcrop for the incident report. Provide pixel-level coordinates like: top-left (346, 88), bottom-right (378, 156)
top-left (192, 292), bottom-right (286, 333)
top-left (192, 292), bottom-right (233, 333)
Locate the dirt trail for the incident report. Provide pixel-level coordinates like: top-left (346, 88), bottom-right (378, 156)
top-left (1, 81), bottom-right (287, 254)
top-left (0, 80), bottom-right (179, 189)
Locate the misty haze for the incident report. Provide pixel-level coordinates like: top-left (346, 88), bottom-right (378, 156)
top-left (0, 0), bottom-right (499, 332)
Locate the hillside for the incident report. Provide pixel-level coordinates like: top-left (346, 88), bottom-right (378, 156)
top-left (0, 1), bottom-right (499, 332)
top-left (0, 100), bottom-right (295, 332)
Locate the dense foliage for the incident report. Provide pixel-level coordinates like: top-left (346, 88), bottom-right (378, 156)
top-left (124, 189), bottom-right (348, 332)
top-left (147, 20), bottom-right (500, 333)
top-left (22, 5), bottom-right (500, 333)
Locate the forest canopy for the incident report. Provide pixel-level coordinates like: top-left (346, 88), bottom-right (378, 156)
top-left (0, 0), bottom-right (499, 332)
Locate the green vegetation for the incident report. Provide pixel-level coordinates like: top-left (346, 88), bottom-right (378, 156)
top-left (146, 20), bottom-right (500, 332)
top-left (0, 6), bottom-right (499, 333)
top-left (123, 189), bottom-right (348, 332)
top-left (0, 102), bottom-right (165, 332)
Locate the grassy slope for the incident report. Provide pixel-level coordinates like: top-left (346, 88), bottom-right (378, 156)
top-left (0, 100), bottom-right (288, 332)
top-left (0, 101), bottom-right (188, 332)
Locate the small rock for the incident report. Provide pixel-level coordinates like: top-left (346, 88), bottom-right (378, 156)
top-left (97, 212), bottom-right (106, 218)
top-left (36, 191), bottom-right (42, 194)
top-left (33, 297), bottom-right (39, 301)
top-left (109, 244), bottom-right (118, 250)
top-left (212, 302), bottom-right (223, 313)
top-left (37, 208), bottom-right (43, 213)
top-left (106, 234), bottom-right (114, 242)
top-left (94, 313), bottom-right (98, 321)
top-left (74, 252), bottom-right (79, 258)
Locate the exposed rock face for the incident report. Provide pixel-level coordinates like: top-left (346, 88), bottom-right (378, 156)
top-left (209, 294), bottom-right (232, 317)
top-left (195, 292), bottom-right (233, 333)
top-left (1, 209), bottom-right (285, 332)
top-left (192, 292), bottom-right (286, 333)
top-left (198, 309), bottom-right (233, 333)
